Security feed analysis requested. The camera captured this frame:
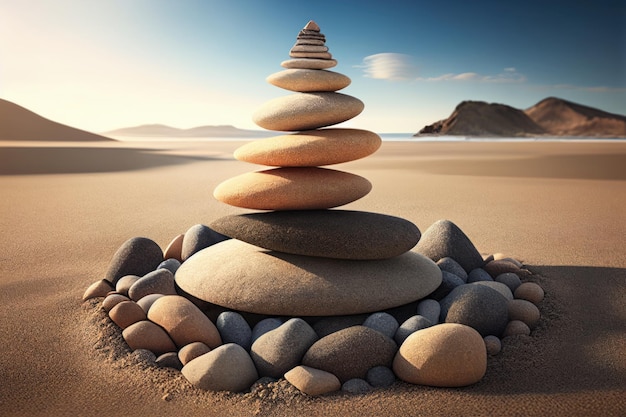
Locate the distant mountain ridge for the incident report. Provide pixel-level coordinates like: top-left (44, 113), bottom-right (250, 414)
top-left (105, 124), bottom-right (277, 138)
top-left (0, 99), bottom-right (113, 141)
top-left (417, 97), bottom-right (626, 138)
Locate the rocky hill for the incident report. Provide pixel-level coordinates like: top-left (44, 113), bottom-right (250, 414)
top-left (417, 97), bottom-right (626, 137)
top-left (0, 99), bottom-right (113, 141)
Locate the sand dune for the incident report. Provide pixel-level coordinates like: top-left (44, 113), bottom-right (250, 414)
top-left (1, 140), bottom-right (625, 416)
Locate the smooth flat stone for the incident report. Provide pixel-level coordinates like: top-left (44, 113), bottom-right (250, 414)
top-left (253, 92), bottom-right (363, 131)
top-left (213, 167), bottom-right (371, 210)
top-left (267, 69), bottom-right (350, 92)
top-left (209, 210), bottom-right (421, 260)
top-left (281, 58), bottom-right (337, 69)
top-left (290, 51), bottom-right (333, 59)
top-left (175, 239), bottom-right (442, 316)
top-left (290, 45), bottom-right (329, 53)
top-left (294, 39), bottom-right (326, 46)
top-left (233, 128), bottom-right (381, 166)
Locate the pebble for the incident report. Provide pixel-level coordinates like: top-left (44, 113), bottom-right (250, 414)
top-left (484, 259), bottom-right (520, 277)
top-left (470, 281), bottom-right (514, 300)
top-left (163, 234), bottom-right (184, 262)
top-left (181, 224), bottom-right (229, 262)
top-left (105, 237), bottom-right (163, 285)
top-left (484, 335), bottom-right (502, 355)
top-left (311, 315), bottom-right (366, 338)
top-left (210, 209), bottom-right (418, 260)
top-left (467, 268), bottom-right (493, 283)
top-left (416, 299), bottom-right (441, 325)
top-left (341, 378), bottom-right (372, 394)
top-left (250, 318), bottom-right (318, 378)
top-left (127, 269), bottom-right (177, 301)
top-left (147, 295), bottom-right (222, 348)
top-left (108, 300), bottom-right (147, 329)
top-left (437, 257), bottom-right (468, 282)
top-left (267, 69), bottom-right (350, 92)
top-left (252, 92), bottom-right (364, 131)
top-left (281, 58), bottom-right (337, 70)
top-left (233, 128), bottom-right (381, 167)
top-left (178, 342), bottom-right (211, 366)
top-left (181, 343), bottom-right (258, 392)
top-left (115, 275), bottom-right (140, 296)
top-left (136, 293), bottom-right (164, 314)
top-left (395, 315), bottom-right (433, 345)
top-left (82, 279), bottom-right (115, 301)
top-left (363, 312), bottom-right (399, 339)
top-left (503, 320), bottom-right (531, 337)
top-left (157, 258), bottom-right (181, 275)
top-left (393, 323), bottom-right (487, 387)
top-left (251, 318), bottom-right (283, 343)
top-left (514, 282), bottom-right (544, 305)
top-left (156, 352), bottom-right (183, 371)
top-left (284, 365), bottom-right (341, 396)
top-left (302, 326), bottom-right (397, 383)
top-left (415, 220), bottom-right (485, 273)
top-left (213, 167), bottom-right (371, 211)
top-left (429, 270), bottom-right (466, 300)
top-left (122, 320), bottom-right (177, 355)
top-left (101, 293), bottom-right (130, 312)
top-left (495, 272), bottom-right (522, 292)
top-left (366, 366), bottom-right (396, 388)
top-left (216, 311), bottom-right (253, 351)
top-left (508, 299), bottom-right (541, 329)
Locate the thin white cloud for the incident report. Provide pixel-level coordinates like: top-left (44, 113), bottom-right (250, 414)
top-left (418, 68), bottom-right (526, 83)
top-left (355, 53), bottom-right (417, 81)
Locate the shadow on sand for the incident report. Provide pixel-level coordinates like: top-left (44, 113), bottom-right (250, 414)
top-left (0, 146), bottom-right (218, 175)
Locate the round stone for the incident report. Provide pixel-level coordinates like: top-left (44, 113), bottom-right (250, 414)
top-left (157, 258), bottom-right (181, 275)
top-left (115, 275), bottom-right (140, 296)
top-left (311, 315), bottom-right (366, 338)
top-left (147, 295), bottom-right (222, 348)
top-left (233, 128), bottom-right (381, 167)
top-left (181, 343), bottom-right (258, 392)
top-left (175, 239), bottom-right (442, 316)
top-left (495, 272), bottom-right (522, 292)
top-left (429, 270), bottom-right (465, 300)
top-left (281, 58), bottom-right (337, 69)
top-left (252, 92), bottom-right (364, 131)
top-left (514, 282), bottom-right (545, 305)
top-left (395, 315), bottom-right (433, 345)
top-left (127, 269), bottom-right (177, 301)
top-left (503, 320), bottom-right (531, 337)
top-left (284, 365), bottom-right (341, 396)
top-left (484, 259), bottom-right (520, 277)
top-left (470, 281), bottom-right (514, 300)
top-left (416, 299), bottom-right (440, 325)
top-left (363, 312), bottom-right (399, 339)
top-left (366, 366), bottom-right (396, 388)
top-left (216, 311), bottom-right (253, 351)
top-left (393, 323), bottom-right (487, 387)
top-left (437, 257), bottom-right (468, 282)
top-left (508, 299), bottom-right (541, 329)
top-left (136, 293), bottom-right (164, 314)
top-left (467, 268), bottom-right (493, 283)
top-left (213, 167), bottom-right (372, 211)
top-left (251, 318), bottom-right (283, 343)
top-left (181, 224), bottom-right (229, 261)
top-left (156, 352), bottom-right (183, 370)
top-left (483, 335), bottom-right (502, 355)
top-left (267, 69), bottom-right (350, 92)
top-left (122, 320), bottom-right (177, 355)
top-left (102, 293), bottom-right (130, 312)
top-left (341, 378), bottom-right (372, 394)
top-left (302, 326), bottom-right (398, 383)
top-left (210, 210), bottom-right (420, 260)
top-left (108, 300), bottom-right (146, 329)
top-left (178, 342), bottom-right (211, 366)
top-left (105, 237), bottom-right (163, 285)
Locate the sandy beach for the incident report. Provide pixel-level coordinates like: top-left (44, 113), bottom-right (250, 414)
top-left (0, 139), bottom-right (624, 416)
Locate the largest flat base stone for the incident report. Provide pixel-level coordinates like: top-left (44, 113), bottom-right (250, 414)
top-left (175, 239), bottom-right (442, 316)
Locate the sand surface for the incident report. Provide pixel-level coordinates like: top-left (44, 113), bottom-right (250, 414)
top-left (1, 139), bottom-right (624, 416)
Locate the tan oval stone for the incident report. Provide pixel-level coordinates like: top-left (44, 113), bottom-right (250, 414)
top-left (82, 279), bottom-right (114, 301)
top-left (233, 129), bottom-right (381, 167)
top-left (267, 69), bottom-right (350, 92)
top-left (175, 239), bottom-right (442, 316)
top-left (508, 299), bottom-right (541, 329)
top-left (252, 92), bottom-right (364, 131)
top-left (281, 58), bottom-right (337, 69)
top-left (122, 320), bottom-right (177, 355)
top-left (393, 323), bottom-right (487, 387)
top-left (109, 300), bottom-right (147, 329)
top-left (147, 295), bottom-right (222, 348)
top-left (163, 234), bottom-right (184, 262)
top-left (213, 167), bottom-right (371, 210)
top-left (285, 365), bottom-right (341, 396)
top-left (514, 282), bottom-right (544, 305)
top-left (102, 293), bottom-right (130, 312)
top-left (178, 342), bottom-right (211, 366)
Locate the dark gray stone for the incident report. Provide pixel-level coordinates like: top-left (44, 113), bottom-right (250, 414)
top-left (416, 299), bottom-right (440, 325)
top-left (467, 268), bottom-right (493, 283)
top-left (128, 269), bottom-right (177, 301)
top-left (312, 315), bottom-right (366, 338)
top-left (158, 258), bottom-right (181, 274)
top-left (181, 224), bottom-right (229, 261)
top-left (395, 315), bottom-right (433, 345)
top-left (210, 210), bottom-right (421, 260)
top-left (366, 366), bottom-right (396, 388)
top-left (470, 281), bottom-right (514, 300)
top-left (105, 237), bottom-right (163, 285)
top-left (429, 271), bottom-right (465, 301)
top-left (302, 326), bottom-right (398, 383)
top-left (250, 318), bottom-right (318, 378)
top-left (439, 284), bottom-right (509, 337)
top-left (341, 378), bottom-right (372, 394)
top-left (251, 318), bottom-right (283, 343)
top-left (437, 257), bottom-right (468, 282)
top-left (156, 352), bottom-right (183, 371)
top-left (362, 312), bottom-right (399, 339)
top-left (414, 220), bottom-right (484, 272)
top-left (216, 311), bottom-right (253, 351)
top-left (495, 272), bottom-right (522, 292)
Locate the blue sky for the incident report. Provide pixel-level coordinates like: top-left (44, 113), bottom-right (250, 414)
top-left (1, 0), bottom-right (624, 133)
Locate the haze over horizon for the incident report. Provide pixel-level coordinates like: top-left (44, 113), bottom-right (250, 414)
top-left (1, 0), bottom-right (624, 134)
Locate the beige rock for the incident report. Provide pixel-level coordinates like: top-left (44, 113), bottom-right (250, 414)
top-left (102, 293), bottom-right (130, 312)
top-left (122, 320), bottom-right (177, 355)
top-left (252, 92), bottom-right (364, 131)
top-left (514, 282), bottom-right (544, 305)
top-left (175, 239), bottom-right (442, 316)
top-left (503, 320), bottom-right (531, 337)
top-left (290, 45), bottom-right (329, 53)
top-left (108, 300), bottom-right (147, 329)
top-left (304, 20), bottom-right (320, 31)
top-left (267, 69), bottom-right (350, 93)
top-left (281, 58), bottom-right (337, 70)
top-left (163, 234), bottom-right (184, 262)
top-left (115, 275), bottom-right (140, 296)
top-left (178, 342), bottom-right (211, 366)
top-left (393, 323), bottom-right (487, 387)
top-left (213, 167), bottom-right (371, 210)
top-left (290, 51), bottom-right (333, 59)
top-left (82, 279), bottom-right (114, 301)
top-left (136, 293), bottom-right (164, 314)
top-left (285, 365), bottom-right (341, 396)
top-left (508, 299), bottom-right (541, 329)
top-left (233, 128), bottom-right (381, 167)
top-left (147, 295), bottom-right (222, 348)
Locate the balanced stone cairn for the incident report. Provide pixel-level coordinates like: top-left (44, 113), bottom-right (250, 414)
top-left (83, 20), bottom-right (545, 397)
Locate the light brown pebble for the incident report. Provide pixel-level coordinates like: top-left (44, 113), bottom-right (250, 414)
top-left (115, 275), bottom-right (140, 296)
top-left (108, 300), bottom-right (147, 329)
top-left (82, 279), bottom-right (114, 301)
top-left (514, 282), bottom-right (545, 305)
top-left (289, 51), bottom-right (333, 59)
top-left (179, 342), bottom-right (212, 366)
top-left (267, 69), bottom-right (350, 93)
top-left (484, 259), bottom-right (520, 277)
top-left (233, 128), bottom-right (381, 167)
top-left (163, 234), bottom-right (184, 262)
top-left (493, 253), bottom-right (523, 267)
top-left (483, 335), bottom-right (501, 355)
top-left (503, 320), bottom-right (531, 337)
top-left (285, 365), bottom-right (341, 396)
top-left (281, 58), bottom-right (337, 70)
top-left (213, 167), bottom-right (371, 211)
top-left (122, 320), bottom-right (177, 355)
top-left (102, 293), bottom-right (131, 312)
top-left (136, 293), bottom-right (165, 314)
top-left (508, 299), bottom-right (541, 329)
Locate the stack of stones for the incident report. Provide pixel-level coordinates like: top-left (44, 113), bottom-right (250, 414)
top-left (175, 21), bottom-right (442, 317)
